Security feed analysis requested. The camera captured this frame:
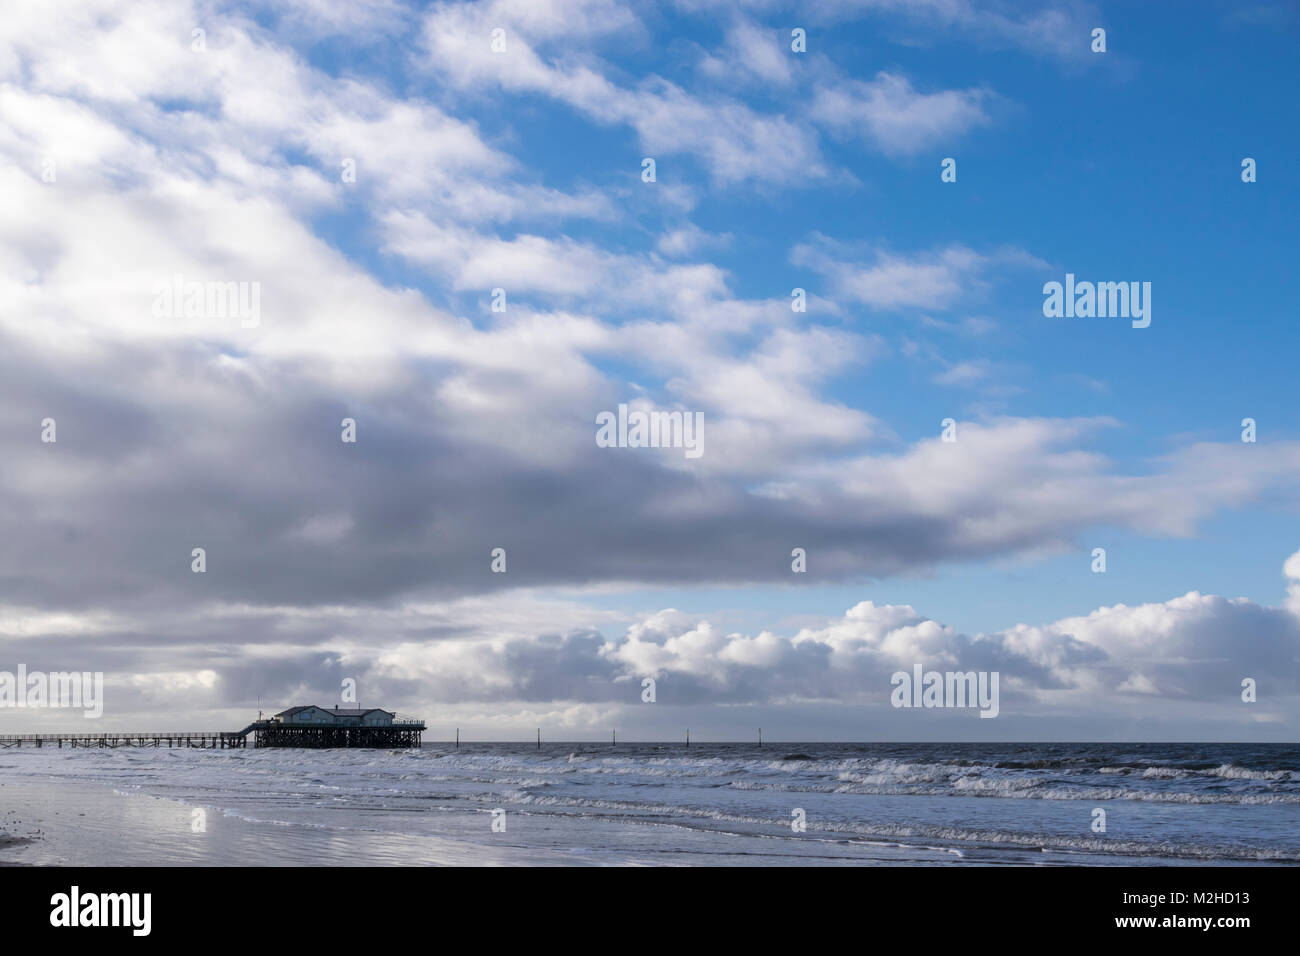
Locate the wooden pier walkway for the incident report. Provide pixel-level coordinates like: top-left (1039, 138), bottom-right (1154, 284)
top-left (0, 717), bottom-right (425, 749)
top-left (0, 731), bottom-right (248, 748)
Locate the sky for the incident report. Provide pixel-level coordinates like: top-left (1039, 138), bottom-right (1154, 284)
top-left (0, 0), bottom-right (1298, 740)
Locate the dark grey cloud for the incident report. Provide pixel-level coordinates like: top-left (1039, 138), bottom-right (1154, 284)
top-left (7, 326), bottom-right (1299, 618)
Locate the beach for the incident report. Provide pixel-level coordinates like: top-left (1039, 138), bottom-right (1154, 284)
top-left (2, 742), bottom-right (1297, 866)
top-left (0, 773), bottom-right (594, 866)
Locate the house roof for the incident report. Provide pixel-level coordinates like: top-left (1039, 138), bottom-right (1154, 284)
top-left (274, 705), bottom-right (394, 718)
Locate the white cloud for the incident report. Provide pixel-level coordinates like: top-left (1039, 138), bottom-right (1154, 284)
top-left (420, 2), bottom-right (828, 184)
top-left (275, 548), bottom-right (1300, 727)
top-left (811, 71), bottom-right (994, 155)
top-left (654, 223), bottom-right (730, 258)
top-left (697, 20), bottom-right (795, 86)
top-left (793, 240), bottom-right (1045, 312)
top-left (802, 0), bottom-right (1097, 60)
top-left (932, 358), bottom-right (997, 387)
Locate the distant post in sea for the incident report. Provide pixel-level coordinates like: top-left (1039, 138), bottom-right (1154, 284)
top-left (455, 727), bottom-right (459, 749)
top-left (758, 728), bottom-right (762, 748)
top-left (537, 727), bottom-right (540, 750)
top-left (686, 729), bottom-right (690, 748)
top-left (612, 729), bottom-right (616, 747)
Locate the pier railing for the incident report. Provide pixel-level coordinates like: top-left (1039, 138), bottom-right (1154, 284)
top-left (0, 738), bottom-right (243, 743)
top-left (0, 731), bottom-right (249, 749)
top-left (1, 719), bottom-right (426, 749)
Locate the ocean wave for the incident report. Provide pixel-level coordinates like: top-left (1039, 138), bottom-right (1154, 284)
top-left (491, 791), bottom-right (1300, 862)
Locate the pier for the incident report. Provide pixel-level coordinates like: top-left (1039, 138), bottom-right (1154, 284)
top-left (0, 731), bottom-right (246, 749)
top-left (0, 705), bottom-right (426, 749)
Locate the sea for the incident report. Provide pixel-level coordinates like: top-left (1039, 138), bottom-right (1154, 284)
top-left (3, 742), bottom-right (1298, 866)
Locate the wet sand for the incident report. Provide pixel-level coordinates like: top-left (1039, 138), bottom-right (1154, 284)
top-left (0, 776), bottom-right (579, 866)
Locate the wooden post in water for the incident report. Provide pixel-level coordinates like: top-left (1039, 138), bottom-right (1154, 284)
top-left (612, 729), bottom-right (616, 747)
top-left (686, 728), bottom-right (690, 748)
top-left (456, 727), bottom-right (459, 748)
top-left (537, 727), bottom-right (540, 750)
top-left (758, 728), bottom-right (762, 748)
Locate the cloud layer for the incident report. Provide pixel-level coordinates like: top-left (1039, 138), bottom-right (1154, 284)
top-left (0, 1), bottom-right (1293, 738)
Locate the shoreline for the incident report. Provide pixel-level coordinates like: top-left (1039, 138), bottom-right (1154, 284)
top-left (0, 772), bottom-right (965, 867)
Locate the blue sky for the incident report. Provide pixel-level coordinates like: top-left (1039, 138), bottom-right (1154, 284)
top-left (1, 0), bottom-right (1298, 738)
top-left (383, 0), bottom-right (1300, 637)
